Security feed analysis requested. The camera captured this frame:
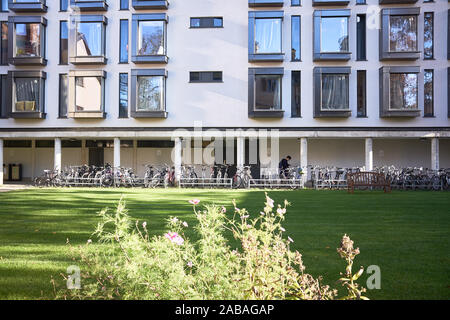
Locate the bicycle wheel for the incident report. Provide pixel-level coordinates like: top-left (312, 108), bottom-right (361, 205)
top-left (232, 175), bottom-right (242, 189)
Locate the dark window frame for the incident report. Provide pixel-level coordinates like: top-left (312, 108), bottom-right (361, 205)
top-left (119, 73), bottom-right (129, 118)
top-left (0, 21), bottom-right (7, 65)
top-left (59, 20), bottom-right (68, 65)
top-left (7, 0), bottom-right (47, 12)
top-left (313, 9), bottom-right (351, 61)
top-left (69, 15), bottom-right (108, 65)
top-left (291, 71), bottom-right (301, 118)
top-left (356, 14), bottom-right (366, 61)
top-left (379, 7), bottom-right (420, 61)
top-left (291, 15), bottom-right (301, 61)
top-left (68, 70), bottom-right (107, 119)
top-left (313, 67), bottom-right (351, 118)
top-left (119, 19), bottom-right (129, 63)
top-left (131, 13), bottom-right (168, 64)
top-left (130, 69), bottom-right (168, 118)
top-left (8, 16), bottom-right (47, 66)
top-left (248, 67), bottom-right (285, 118)
top-left (423, 69), bottom-right (434, 117)
top-left (132, 0), bottom-right (168, 10)
top-left (248, 11), bottom-right (284, 62)
top-left (0, 74), bottom-right (7, 118)
top-left (423, 12), bottom-right (434, 60)
top-left (379, 66), bottom-right (420, 118)
top-left (59, 73), bottom-right (68, 119)
top-left (190, 17), bottom-right (223, 29)
top-left (312, 0), bottom-right (349, 5)
top-left (189, 71), bottom-right (223, 83)
top-left (70, 0), bottom-right (108, 12)
top-left (379, 0), bottom-right (417, 3)
top-left (249, 0), bottom-right (284, 7)
top-left (357, 70), bottom-right (367, 118)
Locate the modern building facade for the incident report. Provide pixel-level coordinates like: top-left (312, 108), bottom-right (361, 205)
top-left (0, 0), bottom-right (449, 184)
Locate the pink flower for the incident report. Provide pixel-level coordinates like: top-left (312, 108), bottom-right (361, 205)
top-left (164, 232), bottom-right (184, 245)
top-left (221, 206), bottom-right (226, 213)
top-left (277, 207), bottom-right (286, 216)
top-left (187, 261), bottom-right (193, 268)
top-left (266, 196), bottom-right (274, 208)
top-left (189, 199), bottom-right (200, 205)
top-left (182, 221), bottom-right (188, 227)
top-left (142, 221), bottom-right (147, 229)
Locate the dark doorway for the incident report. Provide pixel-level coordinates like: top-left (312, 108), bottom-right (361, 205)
top-left (89, 148), bottom-right (104, 167)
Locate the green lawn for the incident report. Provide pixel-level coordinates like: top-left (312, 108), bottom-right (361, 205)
top-left (0, 188), bottom-right (449, 300)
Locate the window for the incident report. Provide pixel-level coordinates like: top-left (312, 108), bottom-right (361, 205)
top-left (68, 70), bottom-right (106, 118)
top-left (356, 14), bottom-right (366, 61)
top-left (189, 72), bottom-right (223, 83)
top-left (291, 71), bottom-right (301, 118)
top-left (190, 17), bottom-right (223, 28)
top-left (59, 74), bottom-right (68, 118)
top-left (6, 70), bottom-right (46, 118)
top-left (130, 69), bottom-right (167, 118)
top-left (380, 8), bottom-right (420, 60)
top-left (249, 0), bottom-right (284, 7)
top-left (248, 11), bottom-right (284, 62)
top-left (119, 19), bottom-right (129, 63)
top-left (248, 68), bottom-right (284, 118)
top-left (70, 0), bottom-right (108, 11)
top-left (291, 0), bottom-right (300, 5)
top-left (70, 15), bottom-right (107, 64)
top-left (120, 0), bottom-right (129, 10)
top-left (424, 12), bottom-right (433, 60)
top-left (132, 0), bottom-right (168, 10)
top-left (7, 0), bottom-right (47, 12)
top-left (60, 0), bottom-right (68, 11)
top-left (132, 14), bottom-right (168, 64)
top-left (424, 69), bottom-right (433, 117)
top-left (0, 74), bottom-right (6, 118)
top-left (291, 16), bottom-right (300, 61)
top-left (313, 10), bottom-right (350, 61)
top-left (8, 16), bottom-right (47, 65)
top-left (119, 73), bottom-right (128, 118)
top-left (448, 10), bottom-right (450, 60)
top-left (357, 70), bottom-right (366, 117)
top-left (313, 67), bottom-right (351, 118)
top-left (1, 0), bottom-right (7, 11)
top-left (60, 21), bottom-right (68, 65)
top-left (1, 21), bottom-right (7, 65)
top-left (379, 66), bottom-right (420, 117)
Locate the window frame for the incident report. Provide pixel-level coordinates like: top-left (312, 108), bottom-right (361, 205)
top-left (69, 15), bottom-right (107, 65)
top-left (8, 16), bottom-right (47, 66)
top-left (248, 11), bottom-right (284, 62)
top-left (379, 66), bottom-right (420, 118)
top-left (132, 0), bottom-right (168, 10)
top-left (249, 0), bottom-right (284, 7)
top-left (1, 21), bottom-right (7, 65)
top-left (423, 69), bottom-right (433, 117)
top-left (356, 14), bottom-right (366, 61)
top-left (379, 0), bottom-right (417, 4)
top-left (379, 7), bottom-right (420, 61)
top-left (131, 13), bottom-right (168, 64)
top-left (357, 70), bottom-right (367, 118)
top-left (312, 0), bottom-right (349, 6)
top-left (7, 0), bottom-right (47, 12)
top-left (291, 70), bottom-right (301, 118)
top-left (313, 67), bottom-right (351, 118)
top-left (59, 20), bottom-right (68, 65)
top-left (6, 70), bottom-right (46, 119)
top-left (291, 15), bottom-right (301, 61)
top-left (119, 19), bottom-right (129, 63)
top-left (313, 9), bottom-right (351, 61)
top-left (119, 73), bottom-right (128, 118)
top-left (190, 17), bottom-right (223, 29)
top-left (59, 73), bottom-right (68, 119)
top-left (68, 70), bottom-right (107, 119)
top-left (70, 0), bottom-right (108, 12)
top-left (248, 67), bottom-right (284, 118)
top-left (130, 69), bottom-right (168, 118)
top-left (423, 12), bottom-right (433, 60)
top-left (0, 74), bottom-right (7, 118)
top-left (189, 71), bottom-right (223, 83)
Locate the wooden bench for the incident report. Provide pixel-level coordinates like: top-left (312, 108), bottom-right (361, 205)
top-left (347, 172), bottom-right (391, 193)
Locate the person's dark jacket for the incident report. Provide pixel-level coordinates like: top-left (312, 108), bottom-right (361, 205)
top-left (279, 158), bottom-right (289, 170)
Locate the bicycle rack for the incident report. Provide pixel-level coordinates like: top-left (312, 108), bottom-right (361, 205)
top-left (248, 178), bottom-right (304, 189)
top-left (179, 178), bottom-right (233, 188)
top-left (314, 179), bottom-right (348, 190)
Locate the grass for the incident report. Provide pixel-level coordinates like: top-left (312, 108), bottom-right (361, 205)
top-left (0, 188), bottom-right (449, 300)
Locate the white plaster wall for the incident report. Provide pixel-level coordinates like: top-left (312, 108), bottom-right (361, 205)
top-left (373, 139), bottom-right (431, 168)
top-left (136, 147), bottom-right (173, 176)
top-left (62, 148), bottom-right (83, 169)
top-left (0, 1), bottom-right (449, 130)
top-left (308, 139), bottom-right (365, 168)
top-left (439, 139), bottom-right (450, 168)
top-left (35, 148), bottom-right (54, 176)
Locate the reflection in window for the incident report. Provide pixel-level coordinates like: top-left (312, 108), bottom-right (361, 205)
top-left (119, 73), bottom-right (128, 118)
top-left (138, 20), bottom-right (164, 56)
top-left (75, 76), bottom-right (102, 111)
top-left (389, 73), bottom-right (418, 110)
top-left (321, 74), bottom-right (349, 110)
top-left (60, 21), bottom-right (68, 64)
top-left (1, 22), bottom-right (7, 64)
top-left (389, 15), bottom-right (417, 52)
top-left (120, 19), bottom-right (128, 63)
top-left (320, 17), bottom-right (348, 53)
top-left (424, 69), bottom-right (433, 117)
top-left (76, 22), bottom-right (102, 56)
top-left (59, 74), bottom-right (68, 118)
top-left (291, 16), bottom-right (300, 61)
top-left (424, 12), bottom-right (433, 59)
top-left (15, 23), bottom-right (41, 57)
top-left (255, 18), bottom-right (282, 54)
top-left (137, 76), bottom-right (164, 111)
top-left (1, 0), bottom-right (7, 11)
top-left (255, 75), bottom-right (281, 110)
top-left (357, 70), bottom-right (366, 117)
top-left (190, 17), bottom-right (223, 28)
top-left (14, 78), bottom-right (40, 112)
top-left (60, 0), bottom-right (68, 11)
top-left (291, 71), bottom-right (301, 117)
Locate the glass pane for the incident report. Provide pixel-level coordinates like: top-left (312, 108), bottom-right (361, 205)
top-left (76, 22), bottom-right (102, 56)
top-left (14, 78), bottom-right (39, 112)
top-left (15, 23), bottom-right (40, 57)
top-left (59, 74), bottom-right (68, 118)
top-left (291, 71), bottom-right (301, 117)
top-left (60, 21), bottom-right (68, 64)
top-left (75, 77), bottom-right (102, 111)
top-left (291, 0), bottom-right (300, 6)
top-left (119, 20), bottom-right (128, 63)
top-left (320, 17), bottom-right (348, 53)
top-left (60, 0), bottom-right (68, 11)
top-left (389, 73), bottom-right (418, 110)
top-left (120, 0), bottom-right (129, 10)
top-left (255, 75), bottom-right (281, 110)
top-left (423, 13), bottom-right (433, 59)
top-left (255, 18), bottom-right (282, 54)
top-left (138, 21), bottom-right (164, 55)
top-left (321, 74), bottom-right (349, 110)
top-left (213, 18), bottom-right (223, 27)
top-left (357, 70), bottom-right (366, 117)
top-left (1, 22), bottom-right (7, 64)
top-left (137, 76), bottom-right (164, 111)
top-left (190, 18), bottom-right (200, 28)
top-left (424, 70), bottom-right (433, 116)
top-left (389, 15), bottom-right (417, 52)
top-left (291, 16), bottom-right (300, 61)
top-left (119, 73), bottom-right (128, 118)
top-left (1, 0), bottom-right (8, 10)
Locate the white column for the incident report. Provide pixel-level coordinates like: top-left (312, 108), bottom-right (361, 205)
top-left (113, 138), bottom-right (121, 169)
top-left (0, 139), bottom-right (3, 185)
top-left (174, 137), bottom-right (182, 185)
top-left (31, 140), bottom-right (36, 179)
top-left (300, 137), bottom-right (308, 184)
top-left (365, 138), bottom-right (373, 171)
top-left (431, 138), bottom-right (439, 171)
top-left (81, 139), bottom-right (87, 165)
top-left (236, 136), bottom-right (245, 168)
top-left (54, 138), bottom-right (62, 173)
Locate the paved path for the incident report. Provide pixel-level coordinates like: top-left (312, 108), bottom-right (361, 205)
top-left (0, 183), bottom-right (33, 192)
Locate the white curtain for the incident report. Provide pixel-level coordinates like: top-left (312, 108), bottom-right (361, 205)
top-left (321, 75), bottom-right (348, 110)
top-left (255, 18), bottom-right (281, 54)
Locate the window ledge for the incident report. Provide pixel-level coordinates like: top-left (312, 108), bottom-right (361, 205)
top-left (249, 0), bottom-right (284, 7)
top-left (380, 51), bottom-right (420, 61)
top-left (313, 0), bottom-right (350, 6)
top-left (313, 53), bottom-right (351, 61)
top-left (131, 111), bottom-right (168, 118)
top-left (249, 110), bottom-right (284, 118)
top-left (68, 112), bottom-right (106, 119)
top-left (380, 110), bottom-right (420, 118)
top-left (7, 2), bottom-right (47, 12)
top-left (132, 55), bottom-right (168, 64)
top-left (314, 110), bottom-right (351, 118)
top-left (132, 0), bottom-right (169, 10)
top-left (379, 0), bottom-right (417, 4)
top-left (70, 0), bottom-right (108, 11)
top-left (249, 54), bottom-right (284, 62)
top-left (69, 56), bottom-right (107, 65)
top-left (9, 57), bottom-right (47, 66)
top-left (10, 112), bottom-right (46, 119)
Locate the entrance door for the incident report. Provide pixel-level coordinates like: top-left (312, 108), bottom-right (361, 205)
top-left (89, 148), bottom-right (104, 167)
